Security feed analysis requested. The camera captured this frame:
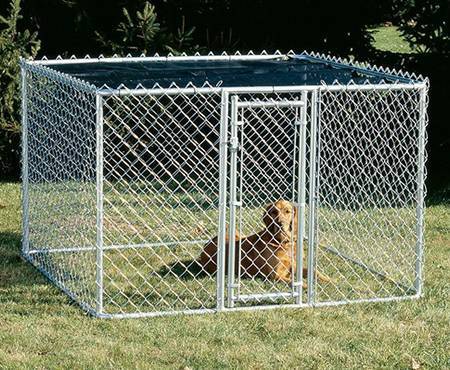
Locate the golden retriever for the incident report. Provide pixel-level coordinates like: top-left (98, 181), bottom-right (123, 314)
top-left (199, 200), bottom-right (330, 285)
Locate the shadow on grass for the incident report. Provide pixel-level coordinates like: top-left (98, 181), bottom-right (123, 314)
top-left (158, 258), bottom-right (210, 281)
top-left (0, 231), bottom-right (45, 288)
top-left (0, 231), bottom-right (85, 315)
top-left (0, 231), bottom-right (71, 293)
top-left (0, 231), bottom-right (22, 255)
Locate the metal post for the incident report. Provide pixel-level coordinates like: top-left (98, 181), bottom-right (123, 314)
top-left (290, 105), bottom-right (299, 296)
top-left (236, 107), bottom-right (244, 300)
top-left (295, 91), bottom-right (308, 304)
top-left (227, 95), bottom-right (239, 308)
top-left (21, 65), bottom-right (30, 256)
top-left (307, 89), bottom-right (319, 305)
top-left (95, 93), bottom-right (104, 314)
top-left (414, 86), bottom-right (427, 296)
top-left (216, 90), bottom-right (229, 311)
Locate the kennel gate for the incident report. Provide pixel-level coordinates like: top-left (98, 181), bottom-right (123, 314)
top-left (20, 51), bottom-right (428, 318)
top-left (225, 94), bottom-right (311, 308)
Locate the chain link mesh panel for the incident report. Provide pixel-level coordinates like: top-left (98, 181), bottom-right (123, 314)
top-left (100, 91), bottom-right (222, 314)
top-left (314, 86), bottom-right (427, 304)
top-left (22, 63), bottom-right (98, 311)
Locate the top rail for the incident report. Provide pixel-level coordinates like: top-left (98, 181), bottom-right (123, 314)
top-left (236, 99), bottom-right (305, 108)
top-left (97, 82), bottom-right (426, 97)
top-left (28, 53), bottom-right (287, 66)
top-left (292, 54), bottom-right (418, 84)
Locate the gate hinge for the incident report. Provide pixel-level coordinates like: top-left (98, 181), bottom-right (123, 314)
top-left (292, 202), bottom-right (306, 208)
top-left (229, 136), bottom-right (240, 152)
top-left (232, 200), bottom-right (243, 207)
top-left (294, 119), bottom-right (307, 126)
top-left (292, 281), bottom-right (304, 287)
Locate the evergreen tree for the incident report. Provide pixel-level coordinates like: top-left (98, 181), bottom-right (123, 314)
top-left (96, 1), bottom-right (201, 55)
top-left (394, 0), bottom-right (449, 53)
top-left (0, 0), bottom-right (39, 176)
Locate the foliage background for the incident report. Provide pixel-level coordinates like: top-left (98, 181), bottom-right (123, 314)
top-left (0, 0), bottom-right (448, 198)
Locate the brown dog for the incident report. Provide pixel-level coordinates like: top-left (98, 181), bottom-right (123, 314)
top-left (199, 227), bottom-right (241, 274)
top-left (199, 200), bottom-right (330, 285)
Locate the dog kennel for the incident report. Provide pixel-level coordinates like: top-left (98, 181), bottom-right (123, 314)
top-left (20, 51), bottom-right (428, 318)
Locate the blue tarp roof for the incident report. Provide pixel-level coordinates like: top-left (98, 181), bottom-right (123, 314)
top-left (46, 55), bottom-right (414, 89)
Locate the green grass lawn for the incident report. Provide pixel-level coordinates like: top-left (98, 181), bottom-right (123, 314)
top-left (1, 181), bottom-right (449, 368)
top-left (369, 25), bottom-right (416, 54)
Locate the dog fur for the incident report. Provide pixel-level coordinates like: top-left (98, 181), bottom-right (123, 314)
top-left (199, 200), bottom-right (330, 286)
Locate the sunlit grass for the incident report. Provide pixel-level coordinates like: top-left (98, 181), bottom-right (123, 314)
top-left (369, 25), bottom-right (416, 54)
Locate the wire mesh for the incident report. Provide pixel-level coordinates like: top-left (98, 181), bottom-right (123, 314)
top-left (314, 86), bottom-right (427, 304)
top-left (22, 62), bottom-right (98, 312)
top-left (100, 91), bottom-right (222, 314)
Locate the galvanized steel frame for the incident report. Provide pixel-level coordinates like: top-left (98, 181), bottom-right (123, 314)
top-left (20, 51), bottom-right (428, 318)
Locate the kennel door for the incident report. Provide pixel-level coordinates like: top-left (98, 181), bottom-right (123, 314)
top-left (226, 93), bottom-right (309, 308)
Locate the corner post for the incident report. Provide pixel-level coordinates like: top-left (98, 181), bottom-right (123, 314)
top-left (414, 84), bottom-right (428, 296)
top-left (21, 63), bottom-right (30, 256)
top-left (95, 93), bottom-right (104, 314)
top-left (227, 95), bottom-right (239, 308)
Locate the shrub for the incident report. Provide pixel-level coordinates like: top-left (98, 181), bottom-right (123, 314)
top-left (0, 0), bottom-right (39, 177)
top-left (394, 0), bottom-right (449, 53)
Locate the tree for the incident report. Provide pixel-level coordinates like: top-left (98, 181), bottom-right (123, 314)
top-left (394, 0), bottom-right (449, 53)
top-left (0, 0), bottom-right (40, 176)
top-left (96, 1), bottom-right (201, 55)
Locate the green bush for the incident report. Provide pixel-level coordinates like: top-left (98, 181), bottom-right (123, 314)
top-left (0, 0), bottom-right (39, 177)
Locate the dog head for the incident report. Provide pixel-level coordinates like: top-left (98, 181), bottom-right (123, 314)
top-left (263, 200), bottom-right (298, 242)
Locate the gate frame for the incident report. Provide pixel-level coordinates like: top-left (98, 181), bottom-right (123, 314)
top-left (226, 95), bottom-right (310, 307)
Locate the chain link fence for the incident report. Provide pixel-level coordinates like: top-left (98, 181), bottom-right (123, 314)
top-left (20, 52), bottom-right (428, 318)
